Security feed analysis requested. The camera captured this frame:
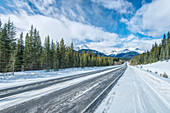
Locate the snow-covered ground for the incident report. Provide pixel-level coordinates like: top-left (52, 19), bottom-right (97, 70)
top-left (1, 61), bottom-right (170, 112)
top-left (0, 65), bottom-right (119, 90)
top-left (95, 64), bottom-right (170, 113)
top-left (140, 60), bottom-right (170, 79)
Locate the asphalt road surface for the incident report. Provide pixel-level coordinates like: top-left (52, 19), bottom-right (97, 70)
top-left (0, 64), bottom-right (127, 113)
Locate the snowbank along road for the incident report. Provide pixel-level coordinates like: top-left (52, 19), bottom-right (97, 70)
top-left (95, 65), bottom-right (170, 113)
top-left (0, 63), bottom-right (127, 113)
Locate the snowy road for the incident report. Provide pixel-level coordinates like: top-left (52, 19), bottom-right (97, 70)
top-left (0, 64), bottom-right (127, 113)
top-left (0, 66), bottom-right (121, 99)
top-left (95, 65), bottom-right (170, 113)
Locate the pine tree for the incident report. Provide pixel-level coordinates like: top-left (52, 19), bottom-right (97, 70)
top-left (15, 32), bottom-right (24, 71)
top-left (0, 20), bottom-right (123, 72)
top-left (6, 19), bottom-right (16, 73)
top-left (165, 45), bottom-right (169, 60)
top-left (70, 42), bottom-right (74, 67)
top-left (24, 33), bottom-right (31, 70)
top-left (42, 36), bottom-right (51, 70)
top-left (97, 54), bottom-right (101, 66)
top-left (0, 24), bottom-right (10, 72)
top-left (59, 38), bottom-right (66, 69)
top-left (86, 51), bottom-right (90, 67)
top-left (51, 39), bottom-right (57, 70)
top-left (65, 47), bottom-right (70, 68)
top-left (56, 41), bottom-right (60, 70)
top-left (102, 55), bottom-right (106, 66)
top-left (167, 32), bottom-right (170, 43)
top-left (131, 32), bottom-right (170, 65)
top-left (162, 34), bottom-right (167, 46)
top-left (73, 52), bottom-right (77, 67)
top-left (75, 50), bottom-right (80, 67)
top-left (35, 31), bottom-right (42, 69)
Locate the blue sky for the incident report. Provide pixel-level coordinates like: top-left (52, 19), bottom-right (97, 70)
top-left (0, 0), bottom-right (169, 54)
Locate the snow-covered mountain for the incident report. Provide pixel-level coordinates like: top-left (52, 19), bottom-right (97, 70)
top-left (75, 45), bottom-right (144, 59)
top-left (102, 47), bottom-right (144, 56)
top-left (75, 44), bottom-right (89, 50)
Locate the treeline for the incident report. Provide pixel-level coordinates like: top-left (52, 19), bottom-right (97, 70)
top-left (131, 32), bottom-right (170, 65)
top-left (0, 20), bottom-right (123, 73)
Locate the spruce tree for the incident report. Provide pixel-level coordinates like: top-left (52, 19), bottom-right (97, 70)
top-left (35, 31), bottom-right (42, 69)
top-left (0, 24), bottom-right (10, 72)
top-left (6, 19), bottom-right (16, 73)
top-left (43, 36), bottom-right (51, 70)
top-left (56, 41), bottom-right (60, 70)
top-left (59, 38), bottom-right (66, 69)
top-left (51, 39), bottom-right (56, 70)
top-left (65, 47), bottom-right (70, 68)
top-left (70, 42), bottom-right (74, 67)
top-left (97, 54), bottom-right (101, 66)
top-left (15, 32), bottom-right (24, 71)
top-left (167, 32), bottom-right (170, 43)
top-left (24, 33), bottom-right (31, 70)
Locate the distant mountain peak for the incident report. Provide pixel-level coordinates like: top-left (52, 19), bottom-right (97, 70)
top-left (135, 48), bottom-right (140, 50)
top-left (75, 44), bottom-right (89, 51)
top-left (75, 44), bottom-right (143, 59)
top-left (81, 44), bottom-right (89, 49)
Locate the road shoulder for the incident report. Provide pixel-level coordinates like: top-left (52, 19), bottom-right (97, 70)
top-left (94, 66), bottom-right (170, 113)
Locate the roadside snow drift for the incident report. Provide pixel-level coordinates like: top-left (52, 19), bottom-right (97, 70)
top-left (140, 60), bottom-right (170, 79)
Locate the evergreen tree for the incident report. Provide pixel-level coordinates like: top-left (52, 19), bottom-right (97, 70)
top-left (167, 32), bottom-right (170, 43)
top-left (42, 36), bottom-right (51, 70)
top-left (65, 47), bottom-right (70, 68)
top-left (24, 33), bottom-right (32, 70)
top-left (131, 32), bottom-right (170, 65)
top-left (75, 50), bottom-right (80, 67)
top-left (0, 24), bottom-right (10, 72)
top-left (6, 19), bottom-right (16, 73)
top-left (56, 41), bottom-right (60, 70)
top-left (36, 31), bottom-right (42, 69)
top-left (59, 38), bottom-right (66, 69)
top-left (51, 40), bottom-right (56, 70)
top-left (101, 55), bottom-right (106, 66)
top-left (97, 54), bottom-right (101, 66)
top-left (70, 42), bottom-right (74, 67)
top-left (0, 20), bottom-right (123, 72)
top-left (15, 32), bottom-right (24, 71)
top-left (32, 28), bottom-right (42, 70)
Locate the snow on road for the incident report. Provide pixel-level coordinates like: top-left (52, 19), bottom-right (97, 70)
top-left (95, 65), bottom-right (170, 113)
top-left (0, 65), bottom-right (119, 90)
top-left (0, 66), bottom-right (121, 111)
top-left (1, 62), bottom-right (170, 113)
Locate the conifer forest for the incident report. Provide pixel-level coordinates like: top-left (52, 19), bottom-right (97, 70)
top-left (131, 32), bottom-right (170, 65)
top-left (0, 20), bottom-right (123, 73)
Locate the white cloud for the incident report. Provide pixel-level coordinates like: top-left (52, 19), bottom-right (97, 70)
top-left (0, 0), bottom-right (163, 54)
top-left (122, 0), bottom-right (170, 37)
top-left (123, 38), bottom-right (161, 51)
top-left (118, 35), bottom-right (161, 52)
top-left (76, 34), bottom-right (161, 55)
top-left (6, 0), bottom-right (35, 14)
top-left (0, 11), bottom-right (118, 47)
top-left (120, 34), bottom-right (161, 52)
top-left (126, 34), bottom-right (135, 41)
top-left (91, 0), bottom-right (134, 14)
